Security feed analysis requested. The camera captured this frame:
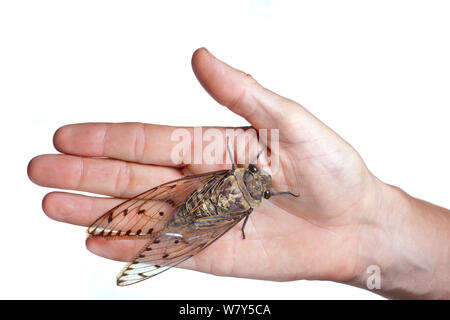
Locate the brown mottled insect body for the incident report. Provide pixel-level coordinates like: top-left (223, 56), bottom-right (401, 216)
top-left (169, 168), bottom-right (264, 233)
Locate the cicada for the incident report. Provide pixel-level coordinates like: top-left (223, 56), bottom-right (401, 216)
top-left (87, 142), bottom-right (298, 286)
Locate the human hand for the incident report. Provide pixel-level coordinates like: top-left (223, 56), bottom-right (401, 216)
top-left (28, 48), bottom-right (450, 298)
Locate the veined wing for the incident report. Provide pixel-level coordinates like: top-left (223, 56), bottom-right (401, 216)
top-left (87, 170), bottom-right (229, 239)
top-left (116, 211), bottom-right (249, 286)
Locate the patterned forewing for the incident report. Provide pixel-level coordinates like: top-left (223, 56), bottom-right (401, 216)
top-left (87, 170), bottom-right (228, 239)
top-left (116, 216), bottom-right (244, 286)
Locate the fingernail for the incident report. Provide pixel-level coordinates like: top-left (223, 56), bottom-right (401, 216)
top-left (202, 47), bottom-right (215, 58)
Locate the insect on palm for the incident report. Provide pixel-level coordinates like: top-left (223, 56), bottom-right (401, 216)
top-left (87, 138), bottom-right (298, 286)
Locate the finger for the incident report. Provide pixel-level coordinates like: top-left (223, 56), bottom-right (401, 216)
top-left (86, 237), bottom-right (140, 262)
top-left (28, 154), bottom-right (181, 197)
top-left (42, 192), bottom-right (123, 226)
top-left (53, 122), bottom-right (264, 173)
top-left (192, 48), bottom-right (324, 143)
top-left (53, 123), bottom-right (192, 166)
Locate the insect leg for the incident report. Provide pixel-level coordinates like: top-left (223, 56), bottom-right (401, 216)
top-left (241, 212), bottom-right (252, 240)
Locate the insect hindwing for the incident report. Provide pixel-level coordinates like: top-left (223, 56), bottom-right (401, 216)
top-left (88, 169), bottom-right (251, 286)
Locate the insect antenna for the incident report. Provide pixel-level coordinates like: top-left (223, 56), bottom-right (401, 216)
top-left (250, 147), bottom-right (265, 165)
top-left (226, 136), bottom-right (236, 170)
top-left (271, 191), bottom-right (299, 197)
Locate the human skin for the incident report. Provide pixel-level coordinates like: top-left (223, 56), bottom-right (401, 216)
top-left (27, 48), bottom-right (450, 299)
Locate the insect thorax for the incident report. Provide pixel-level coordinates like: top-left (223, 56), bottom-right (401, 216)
top-left (171, 169), bottom-right (266, 227)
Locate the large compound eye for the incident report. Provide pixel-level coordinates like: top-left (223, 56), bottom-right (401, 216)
top-left (263, 190), bottom-right (271, 199)
top-left (248, 164), bottom-right (258, 173)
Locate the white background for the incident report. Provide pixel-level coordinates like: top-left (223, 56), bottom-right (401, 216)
top-left (0, 0), bottom-right (449, 299)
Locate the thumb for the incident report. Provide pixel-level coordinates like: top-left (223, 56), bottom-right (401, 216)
top-left (191, 47), bottom-right (319, 142)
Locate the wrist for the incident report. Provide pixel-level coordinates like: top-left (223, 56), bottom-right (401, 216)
top-left (347, 176), bottom-right (450, 299)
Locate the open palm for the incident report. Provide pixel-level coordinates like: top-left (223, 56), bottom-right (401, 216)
top-left (28, 48), bottom-right (378, 284)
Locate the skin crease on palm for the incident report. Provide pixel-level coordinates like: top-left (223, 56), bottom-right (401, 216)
top-left (28, 48), bottom-right (450, 299)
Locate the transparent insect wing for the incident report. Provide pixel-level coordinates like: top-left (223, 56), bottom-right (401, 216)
top-left (87, 170), bottom-right (228, 239)
top-left (116, 217), bottom-right (242, 286)
top-left (87, 169), bottom-right (245, 286)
